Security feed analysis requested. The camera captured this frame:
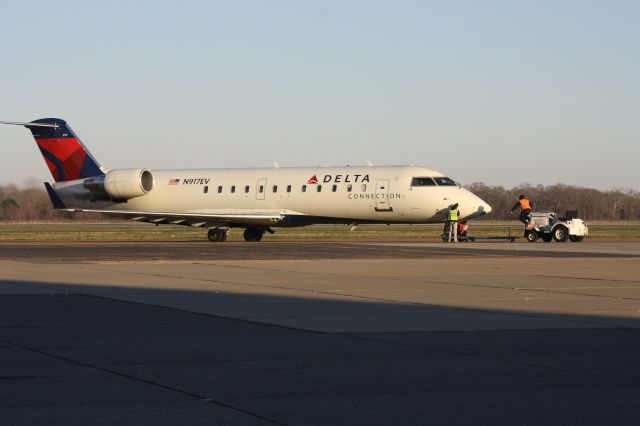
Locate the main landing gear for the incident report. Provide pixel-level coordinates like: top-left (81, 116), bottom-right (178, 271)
top-left (207, 228), bottom-right (228, 242)
top-left (207, 226), bottom-right (274, 242)
top-left (243, 226), bottom-right (274, 242)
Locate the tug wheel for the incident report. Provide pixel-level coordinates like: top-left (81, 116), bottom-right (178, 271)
top-left (553, 226), bottom-right (569, 242)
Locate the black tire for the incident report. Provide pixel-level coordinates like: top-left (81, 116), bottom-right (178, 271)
top-left (526, 231), bottom-right (538, 243)
top-left (243, 227), bottom-right (264, 242)
top-left (569, 235), bottom-right (584, 242)
top-left (208, 229), bottom-right (220, 242)
top-left (542, 235), bottom-right (553, 243)
top-left (243, 228), bottom-right (256, 242)
top-left (441, 223), bottom-right (449, 243)
top-left (553, 226), bottom-right (569, 242)
top-left (208, 229), bottom-right (228, 242)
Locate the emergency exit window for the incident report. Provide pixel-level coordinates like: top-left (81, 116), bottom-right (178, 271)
top-left (259, 185), bottom-right (264, 193)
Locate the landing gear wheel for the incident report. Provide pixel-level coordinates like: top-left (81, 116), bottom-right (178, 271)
top-left (569, 235), bottom-right (584, 242)
top-left (441, 223), bottom-right (451, 242)
top-left (553, 226), bottom-right (569, 242)
top-left (542, 235), bottom-right (553, 243)
top-left (207, 229), bottom-right (228, 242)
top-left (243, 227), bottom-right (264, 242)
top-left (526, 231), bottom-right (538, 243)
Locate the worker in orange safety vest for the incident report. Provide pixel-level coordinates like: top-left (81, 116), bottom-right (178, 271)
top-left (510, 194), bottom-right (533, 224)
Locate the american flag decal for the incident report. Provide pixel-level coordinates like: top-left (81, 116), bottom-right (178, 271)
top-left (168, 179), bottom-right (180, 185)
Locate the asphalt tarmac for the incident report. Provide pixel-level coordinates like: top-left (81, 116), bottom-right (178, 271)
top-left (1, 241), bottom-right (640, 425)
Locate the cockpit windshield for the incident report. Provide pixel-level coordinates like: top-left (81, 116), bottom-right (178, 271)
top-left (433, 177), bottom-right (457, 186)
top-left (411, 177), bottom-right (436, 187)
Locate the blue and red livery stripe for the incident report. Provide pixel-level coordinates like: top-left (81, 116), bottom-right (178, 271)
top-left (28, 118), bottom-right (102, 182)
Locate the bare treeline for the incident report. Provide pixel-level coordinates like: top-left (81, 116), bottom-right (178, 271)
top-left (1, 183), bottom-right (639, 222)
top-left (467, 183), bottom-right (640, 220)
top-left (0, 184), bottom-right (108, 222)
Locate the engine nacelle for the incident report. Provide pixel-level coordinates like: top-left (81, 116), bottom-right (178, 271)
top-left (84, 169), bottom-right (154, 200)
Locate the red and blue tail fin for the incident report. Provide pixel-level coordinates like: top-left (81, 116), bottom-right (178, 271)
top-left (26, 118), bottom-right (103, 182)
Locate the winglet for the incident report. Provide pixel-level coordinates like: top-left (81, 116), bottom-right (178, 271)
top-left (44, 182), bottom-right (67, 209)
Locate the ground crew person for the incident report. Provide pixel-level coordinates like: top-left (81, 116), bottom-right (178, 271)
top-left (510, 194), bottom-right (532, 224)
top-left (447, 203), bottom-right (460, 242)
top-left (458, 220), bottom-right (469, 240)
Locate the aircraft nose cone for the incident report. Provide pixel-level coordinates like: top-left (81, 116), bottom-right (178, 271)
top-left (464, 192), bottom-right (492, 218)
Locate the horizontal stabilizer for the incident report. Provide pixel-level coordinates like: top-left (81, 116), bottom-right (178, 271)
top-left (0, 120), bottom-right (59, 128)
top-left (44, 182), bottom-right (67, 209)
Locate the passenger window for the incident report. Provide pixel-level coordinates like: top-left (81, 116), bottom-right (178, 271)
top-left (286, 185), bottom-right (292, 193)
top-left (347, 184), bottom-right (352, 192)
top-left (302, 185), bottom-right (307, 193)
top-left (317, 185), bottom-right (322, 192)
top-left (411, 177), bottom-right (436, 187)
top-left (361, 184), bottom-right (367, 192)
top-left (332, 184), bottom-right (337, 192)
top-left (217, 186), bottom-right (222, 193)
top-left (203, 186), bottom-right (208, 194)
top-left (245, 185), bottom-right (250, 193)
top-left (273, 185), bottom-right (278, 193)
top-left (259, 185), bottom-right (264, 193)
top-left (231, 185), bottom-right (235, 193)
top-left (433, 177), bottom-right (457, 186)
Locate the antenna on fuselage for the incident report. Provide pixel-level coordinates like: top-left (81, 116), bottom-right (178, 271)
top-left (366, 160), bottom-right (373, 167)
top-left (273, 161), bottom-right (280, 168)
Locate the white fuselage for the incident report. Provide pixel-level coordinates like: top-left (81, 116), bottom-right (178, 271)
top-left (55, 165), bottom-right (492, 226)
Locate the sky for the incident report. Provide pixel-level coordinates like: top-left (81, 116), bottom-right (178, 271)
top-left (0, 0), bottom-right (638, 190)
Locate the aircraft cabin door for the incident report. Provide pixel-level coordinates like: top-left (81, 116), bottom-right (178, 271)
top-left (375, 179), bottom-right (393, 212)
top-left (256, 178), bottom-right (267, 201)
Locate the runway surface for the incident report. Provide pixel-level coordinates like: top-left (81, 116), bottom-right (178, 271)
top-left (1, 240), bottom-right (638, 262)
top-left (1, 240), bottom-right (640, 424)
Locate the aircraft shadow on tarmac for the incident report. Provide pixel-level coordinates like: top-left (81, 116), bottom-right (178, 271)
top-left (2, 279), bottom-right (640, 425)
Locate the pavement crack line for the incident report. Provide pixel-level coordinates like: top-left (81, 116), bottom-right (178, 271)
top-left (57, 290), bottom-right (640, 393)
top-left (341, 331), bottom-right (640, 387)
top-left (78, 264), bottom-right (635, 329)
top-left (0, 340), bottom-right (285, 426)
top-left (183, 262), bottom-right (640, 302)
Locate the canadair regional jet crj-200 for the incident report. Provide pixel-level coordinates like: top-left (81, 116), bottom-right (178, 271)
top-left (1, 118), bottom-right (492, 242)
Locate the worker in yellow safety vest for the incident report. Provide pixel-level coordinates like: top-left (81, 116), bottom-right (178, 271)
top-left (510, 194), bottom-right (533, 224)
top-left (447, 203), bottom-right (460, 242)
